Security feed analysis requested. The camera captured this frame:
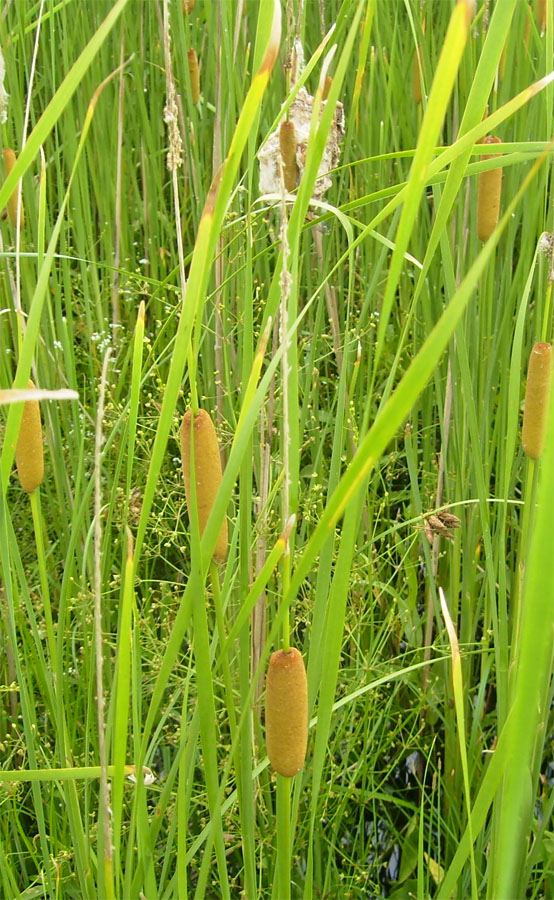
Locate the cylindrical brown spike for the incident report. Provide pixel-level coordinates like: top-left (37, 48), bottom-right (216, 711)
top-left (15, 380), bottom-right (44, 493)
top-left (279, 120), bottom-right (298, 193)
top-left (180, 409), bottom-right (228, 564)
top-left (522, 342), bottom-right (553, 459)
top-left (265, 647), bottom-right (308, 777)
top-left (187, 49), bottom-right (200, 105)
top-left (477, 135), bottom-right (502, 242)
top-left (3, 148), bottom-right (25, 229)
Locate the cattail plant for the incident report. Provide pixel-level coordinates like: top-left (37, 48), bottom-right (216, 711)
top-left (15, 380), bottom-right (44, 493)
top-left (265, 647), bottom-right (308, 777)
top-left (522, 342), bottom-right (552, 459)
top-left (477, 135), bottom-right (502, 242)
top-left (3, 148), bottom-right (24, 229)
top-left (180, 408), bottom-right (228, 564)
top-left (187, 49), bottom-right (200, 105)
top-left (279, 120), bottom-right (297, 193)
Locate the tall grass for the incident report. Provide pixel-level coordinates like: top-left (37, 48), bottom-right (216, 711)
top-left (0, 1), bottom-right (553, 897)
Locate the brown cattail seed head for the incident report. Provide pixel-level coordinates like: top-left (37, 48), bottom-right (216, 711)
top-left (187, 49), bottom-right (200, 105)
top-left (3, 148), bottom-right (24, 229)
top-left (477, 135), bottom-right (502, 242)
top-left (15, 380), bottom-right (44, 493)
top-left (279, 120), bottom-right (298, 193)
top-left (412, 46), bottom-right (422, 104)
top-left (180, 409), bottom-right (228, 564)
top-left (522, 342), bottom-right (553, 459)
top-left (265, 648), bottom-right (308, 777)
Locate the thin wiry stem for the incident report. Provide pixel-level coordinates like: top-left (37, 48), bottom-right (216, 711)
top-left (14, 0), bottom-right (45, 341)
top-left (94, 348), bottom-right (113, 895)
top-left (110, 29), bottom-right (125, 341)
top-left (161, 0), bottom-right (197, 413)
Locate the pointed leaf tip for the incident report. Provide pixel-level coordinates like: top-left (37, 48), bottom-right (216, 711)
top-left (460, 0), bottom-right (476, 27)
top-left (259, 0), bottom-right (281, 76)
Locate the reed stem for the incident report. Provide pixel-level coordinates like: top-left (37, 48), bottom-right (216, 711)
top-left (210, 561), bottom-right (237, 738)
top-left (276, 774), bottom-right (291, 900)
top-left (29, 490), bottom-right (56, 672)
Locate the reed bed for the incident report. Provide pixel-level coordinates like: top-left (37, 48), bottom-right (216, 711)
top-left (0, 1), bottom-right (553, 898)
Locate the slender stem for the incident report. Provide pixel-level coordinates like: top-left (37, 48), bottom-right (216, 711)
top-left (509, 458), bottom-right (538, 685)
top-left (541, 279), bottom-right (552, 342)
top-left (162, 0), bottom-right (198, 418)
top-left (276, 774), bottom-right (291, 900)
top-left (188, 360), bottom-right (199, 416)
top-left (177, 690), bottom-right (189, 900)
top-left (29, 489), bottom-right (56, 672)
top-left (210, 560), bottom-right (237, 738)
top-left (94, 349), bottom-right (114, 900)
top-left (280, 184), bottom-right (292, 654)
top-left (281, 551), bottom-right (291, 653)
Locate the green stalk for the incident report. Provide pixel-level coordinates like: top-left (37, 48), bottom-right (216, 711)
top-left (541, 279), bottom-right (552, 341)
top-left (276, 774), bottom-right (292, 900)
top-left (209, 561), bottom-right (237, 739)
top-left (281, 552), bottom-right (291, 653)
top-left (489, 388), bottom-right (554, 899)
top-left (0, 497), bottom-right (54, 895)
top-left (29, 489), bottom-right (56, 672)
top-left (509, 459), bottom-right (537, 673)
top-left (110, 530), bottom-right (135, 896)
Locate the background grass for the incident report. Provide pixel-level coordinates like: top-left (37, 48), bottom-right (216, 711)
top-left (0, 0), bottom-right (553, 897)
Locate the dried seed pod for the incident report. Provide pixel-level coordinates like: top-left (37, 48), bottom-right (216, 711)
top-left (15, 380), bottom-right (44, 493)
top-left (522, 342), bottom-right (552, 459)
top-left (180, 409), bottom-right (228, 563)
top-left (3, 148), bottom-right (24, 229)
top-left (477, 135), bottom-right (502, 242)
top-left (265, 647), bottom-right (308, 777)
top-left (412, 46), bottom-right (422, 104)
top-left (187, 49), bottom-right (200, 105)
top-left (423, 510), bottom-right (461, 543)
top-left (279, 120), bottom-right (297, 192)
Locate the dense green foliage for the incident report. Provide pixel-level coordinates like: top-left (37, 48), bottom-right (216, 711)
top-left (0, 1), bottom-right (553, 897)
